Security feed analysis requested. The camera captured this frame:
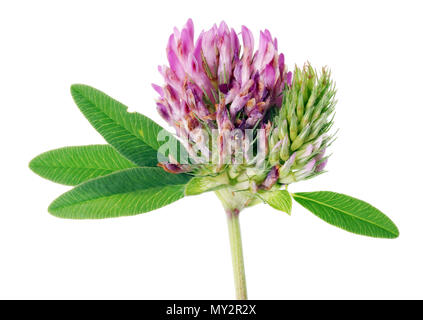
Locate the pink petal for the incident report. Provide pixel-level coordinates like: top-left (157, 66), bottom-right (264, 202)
top-left (263, 64), bottom-right (276, 88)
top-left (167, 48), bottom-right (185, 79)
top-left (152, 84), bottom-right (164, 97)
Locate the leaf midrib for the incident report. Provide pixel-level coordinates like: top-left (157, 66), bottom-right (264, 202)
top-left (293, 193), bottom-right (396, 235)
top-left (30, 163), bottom-right (131, 172)
top-left (50, 183), bottom-right (186, 210)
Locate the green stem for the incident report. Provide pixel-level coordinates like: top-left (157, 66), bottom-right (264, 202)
top-left (226, 208), bottom-right (248, 300)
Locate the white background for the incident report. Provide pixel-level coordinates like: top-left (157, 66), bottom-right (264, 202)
top-left (1, 0), bottom-right (422, 299)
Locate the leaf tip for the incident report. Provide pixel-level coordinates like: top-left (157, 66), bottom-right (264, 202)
top-left (70, 84), bottom-right (91, 101)
top-left (390, 225), bottom-right (400, 239)
top-left (47, 204), bottom-right (58, 218)
top-left (28, 154), bottom-right (44, 178)
top-left (47, 197), bottom-right (70, 219)
top-left (28, 156), bottom-right (37, 173)
top-left (70, 83), bottom-right (84, 92)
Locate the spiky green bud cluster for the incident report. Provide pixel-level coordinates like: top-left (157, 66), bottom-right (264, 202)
top-left (268, 64), bottom-right (336, 185)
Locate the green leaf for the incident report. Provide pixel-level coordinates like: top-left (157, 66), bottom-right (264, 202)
top-left (29, 145), bottom-right (138, 186)
top-left (48, 167), bottom-right (191, 219)
top-left (293, 191), bottom-right (399, 238)
top-left (70, 84), bottom-right (184, 167)
top-left (261, 190), bottom-right (292, 215)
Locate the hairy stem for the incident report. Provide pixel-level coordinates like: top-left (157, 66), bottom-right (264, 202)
top-left (226, 208), bottom-right (248, 300)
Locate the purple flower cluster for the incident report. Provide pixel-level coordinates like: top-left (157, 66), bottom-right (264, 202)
top-left (153, 19), bottom-right (291, 161)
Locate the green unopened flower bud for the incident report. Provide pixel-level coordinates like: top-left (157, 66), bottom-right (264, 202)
top-left (278, 119), bottom-right (288, 140)
top-left (311, 98), bottom-right (326, 122)
top-left (296, 143), bottom-right (313, 161)
top-left (300, 107), bottom-right (313, 130)
top-left (287, 103), bottom-right (295, 125)
top-left (308, 116), bottom-right (326, 141)
top-left (279, 135), bottom-right (291, 161)
top-left (305, 87), bottom-right (317, 111)
top-left (296, 92), bottom-right (304, 120)
top-left (269, 153), bottom-right (279, 166)
top-left (269, 128), bottom-right (279, 151)
top-left (289, 113), bottom-right (298, 141)
top-left (291, 123), bottom-right (311, 151)
top-left (269, 140), bottom-right (282, 166)
top-left (279, 153), bottom-right (296, 179)
top-left (294, 158), bottom-right (316, 180)
top-left (292, 143), bottom-right (314, 169)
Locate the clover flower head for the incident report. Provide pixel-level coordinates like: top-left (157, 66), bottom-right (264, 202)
top-left (154, 19), bottom-right (336, 211)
